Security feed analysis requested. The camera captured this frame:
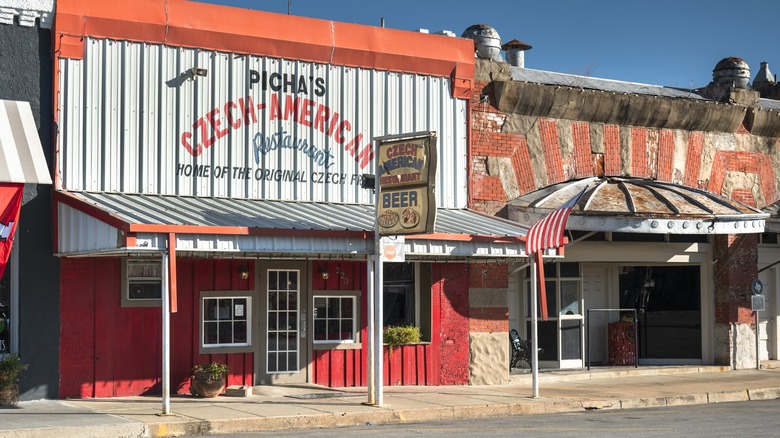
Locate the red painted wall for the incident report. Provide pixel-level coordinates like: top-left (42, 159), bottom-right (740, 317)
top-left (59, 258), bottom-right (253, 398)
top-left (311, 261), bottom-right (470, 387)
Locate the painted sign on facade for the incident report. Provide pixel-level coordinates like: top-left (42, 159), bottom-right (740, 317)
top-left (377, 133), bottom-right (437, 235)
top-left (57, 40), bottom-right (468, 208)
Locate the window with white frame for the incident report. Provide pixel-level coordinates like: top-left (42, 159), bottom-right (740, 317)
top-left (201, 295), bottom-right (251, 348)
top-left (313, 291), bottom-right (359, 343)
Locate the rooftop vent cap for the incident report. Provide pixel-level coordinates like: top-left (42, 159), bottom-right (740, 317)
top-left (461, 24), bottom-right (502, 61)
top-left (713, 57), bottom-right (751, 89)
top-left (502, 39), bottom-right (532, 67)
top-left (754, 61), bottom-right (776, 85)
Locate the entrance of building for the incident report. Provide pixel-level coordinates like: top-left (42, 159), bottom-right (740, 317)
top-left (618, 265), bottom-right (701, 361)
top-left (257, 261), bottom-right (309, 384)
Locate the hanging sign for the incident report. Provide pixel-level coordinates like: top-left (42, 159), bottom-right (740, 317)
top-left (380, 236), bottom-right (406, 262)
top-left (376, 132), bottom-right (437, 236)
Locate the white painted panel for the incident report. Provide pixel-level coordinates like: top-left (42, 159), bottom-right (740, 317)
top-left (57, 38), bottom-right (467, 207)
top-left (57, 203), bottom-right (120, 254)
top-left (759, 269), bottom-right (773, 360)
top-left (583, 266), bottom-right (609, 365)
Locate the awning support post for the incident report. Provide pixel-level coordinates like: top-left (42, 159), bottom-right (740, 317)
top-left (161, 251), bottom-right (171, 415)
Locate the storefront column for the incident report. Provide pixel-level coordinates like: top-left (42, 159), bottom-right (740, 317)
top-left (713, 234), bottom-right (759, 369)
top-left (468, 262), bottom-right (509, 384)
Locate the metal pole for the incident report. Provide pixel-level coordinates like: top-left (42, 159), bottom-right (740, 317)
top-left (586, 309), bottom-right (590, 371)
top-left (161, 252), bottom-right (171, 415)
top-left (633, 309), bottom-right (639, 368)
top-left (374, 242), bottom-right (384, 405)
top-left (756, 310), bottom-right (761, 371)
top-left (366, 255), bottom-right (375, 405)
top-left (530, 255), bottom-right (539, 398)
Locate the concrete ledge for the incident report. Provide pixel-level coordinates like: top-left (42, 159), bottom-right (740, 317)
top-left (748, 387), bottom-right (780, 400)
top-left (709, 390), bottom-right (749, 403)
top-left (620, 396), bottom-right (667, 409)
top-left (665, 393), bottom-right (709, 406)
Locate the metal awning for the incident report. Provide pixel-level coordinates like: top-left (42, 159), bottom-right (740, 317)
top-left (763, 201), bottom-right (780, 233)
top-left (55, 191), bottom-right (528, 259)
top-left (508, 177), bottom-right (767, 234)
top-left (0, 100), bottom-right (51, 185)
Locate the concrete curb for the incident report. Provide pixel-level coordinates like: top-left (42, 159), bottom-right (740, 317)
top-left (143, 387), bottom-right (780, 437)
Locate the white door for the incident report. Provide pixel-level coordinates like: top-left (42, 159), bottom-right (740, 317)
top-left (583, 266), bottom-right (609, 365)
top-left (758, 270), bottom-right (773, 361)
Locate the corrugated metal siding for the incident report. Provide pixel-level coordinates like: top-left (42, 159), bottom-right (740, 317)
top-left (56, 191), bottom-right (528, 257)
top-left (57, 38), bottom-right (467, 208)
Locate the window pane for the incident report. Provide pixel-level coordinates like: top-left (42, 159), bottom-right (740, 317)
top-left (279, 271), bottom-right (288, 290)
top-left (342, 298), bottom-right (353, 318)
top-left (288, 352), bottom-right (297, 371)
top-left (204, 299), bottom-right (217, 321)
top-left (218, 321), bottom-right (233, 343)
top-left (545, 281), bottom-right (557, 318)
top-left (314, 320), bottom-right (326, 340)
top-left (561, 320), bottom-right (581, 360)
top-left (268, 333), bottom-right (278, 351)
top-left (314, 297), bottom-right (326, 319)
top-left (278, 333), bottom-right (287, 350)
top-left (287, 333), bottom-right (297, 351)
top-left (278, 292), bottom-right (288, 310)
top-left (218, 299), bottom-right (232, 320)
top-left (327, 320), bottom-right (340, 339)
top-left (559, 262), bottom-right (579, 278)
top-left (234, 321), bottom-right (247, 343)
top-left (327, 298), bottom-right (340, 318)
top-left (268, 312), bottom-right (277, 330)
top-left (288, 271), bottom-right (298, 291)
top-left (543, 262), bottom-right (556, 278)
top-left (278, 312), bottom-right (288, 331)
top-left (268, 291), bottom-right (278, 310)
top-left (288, 312), bottom-right (297, 331)
top-left (234, 300), bottom-right (247, 321)
top-left (560, 281), bottom-right (580, 315)
top-left (268, 271), bottom-right (278, 291)
top-left (204, 322), bottom-right (218, 344)
top-left (341, 320), bottom-right (353, 340)
top-left (268, 352), bottom-right (277, 372)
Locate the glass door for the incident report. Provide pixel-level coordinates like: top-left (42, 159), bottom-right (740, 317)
top-left (258, 262), bottom-right (308, 384)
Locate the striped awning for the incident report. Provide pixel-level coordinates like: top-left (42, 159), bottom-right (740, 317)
top-left (0, 100), bottom-right (51, 184)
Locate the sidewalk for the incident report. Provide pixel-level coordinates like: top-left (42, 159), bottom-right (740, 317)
top-left (3, 365), bottom-right (780, 438)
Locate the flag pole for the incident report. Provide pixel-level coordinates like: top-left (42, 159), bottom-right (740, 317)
top-left (530, 252), bottom-right (539, 398)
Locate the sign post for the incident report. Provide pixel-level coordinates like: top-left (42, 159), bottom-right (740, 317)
top-left (367, 132), bottom-right (437, 406)
top-left (752, 279), bottom-right (764, 371)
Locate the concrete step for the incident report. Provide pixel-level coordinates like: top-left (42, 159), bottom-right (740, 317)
top-left (508, 365), bottom-right (731, 385)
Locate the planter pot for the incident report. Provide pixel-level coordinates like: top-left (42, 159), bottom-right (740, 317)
top-left (189, 372), bottom-right (226, 398)
top-left (0, 385), bottom-right (18, 406)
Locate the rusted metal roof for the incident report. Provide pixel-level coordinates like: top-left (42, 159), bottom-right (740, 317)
top-left (508, 177), bottom-right (767, 235)
top-left (762, 201), bottom-right (780, 233)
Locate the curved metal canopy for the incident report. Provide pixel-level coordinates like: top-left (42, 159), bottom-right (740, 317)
top-left (508, 177), bottom-right (767, 235)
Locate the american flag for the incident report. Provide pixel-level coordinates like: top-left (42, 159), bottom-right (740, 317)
top-left (525, 187), bottom-right (586, 255)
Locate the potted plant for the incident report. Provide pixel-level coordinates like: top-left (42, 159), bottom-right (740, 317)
top-left (0, 354), bottom-right (28, 406)
top-left (189, 362), bottom-right (229, 398)
top-left (383, 325), bottom-right (422, 355)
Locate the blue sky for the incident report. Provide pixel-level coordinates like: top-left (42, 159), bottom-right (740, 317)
top-left (203, 1), bottom-right (780, 90)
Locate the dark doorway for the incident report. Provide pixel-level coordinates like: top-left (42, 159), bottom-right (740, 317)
top-left (619, 265), bottom-right (701, 359)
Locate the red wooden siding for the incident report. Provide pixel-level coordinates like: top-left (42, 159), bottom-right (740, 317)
top-left (59, 257), bottom-right (254, 398)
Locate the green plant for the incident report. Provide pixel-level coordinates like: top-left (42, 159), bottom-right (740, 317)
top-left (0, 354), bottom-right (28, 391)
top-left (383, 325), bottom-right (422, 353)
top-left (191, 362), bottom-right (229, 376)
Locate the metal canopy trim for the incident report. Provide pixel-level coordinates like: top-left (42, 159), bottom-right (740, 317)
top-left (509, 177), bottom-right (767, 235)
top-left (0, 100), bottom-right (52, 185)
top-left (55, 191), bottom-right (529, 258)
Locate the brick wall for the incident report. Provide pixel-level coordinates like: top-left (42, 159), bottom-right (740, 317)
top-left (713, 234), bottom-right (758, 325)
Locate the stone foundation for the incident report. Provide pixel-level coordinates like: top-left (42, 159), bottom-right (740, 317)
top-left (469, 332), bottom-right (509, 385)
top-left (714, 322), bottom-right (757, 369)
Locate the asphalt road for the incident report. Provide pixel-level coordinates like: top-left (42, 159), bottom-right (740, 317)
top-left (202, 399), bottom-right (780, 438)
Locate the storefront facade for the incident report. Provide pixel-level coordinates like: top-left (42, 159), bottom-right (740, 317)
top-left (52, 0), bottom-right (526, 398)
top-left (470, 33), bottom-right (778, 370)
top-left (0, 0), bottom-right (59, 401)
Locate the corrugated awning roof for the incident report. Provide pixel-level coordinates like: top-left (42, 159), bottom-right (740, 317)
top-left (509, 177), bottom-right (767, 235)
top-left (0, 100), bottom-right (51, 185)
top-left (55, 191), bottom-right (529, 259)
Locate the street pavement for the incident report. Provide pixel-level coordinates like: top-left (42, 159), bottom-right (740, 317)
top-left (2, 364), bottom-right (780, 437)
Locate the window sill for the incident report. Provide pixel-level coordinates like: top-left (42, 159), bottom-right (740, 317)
top-left (313, 342), bottom-right (362, 351)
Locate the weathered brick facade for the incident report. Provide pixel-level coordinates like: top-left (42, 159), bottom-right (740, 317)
top-left (469, 57), bottom-right (778, 369)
